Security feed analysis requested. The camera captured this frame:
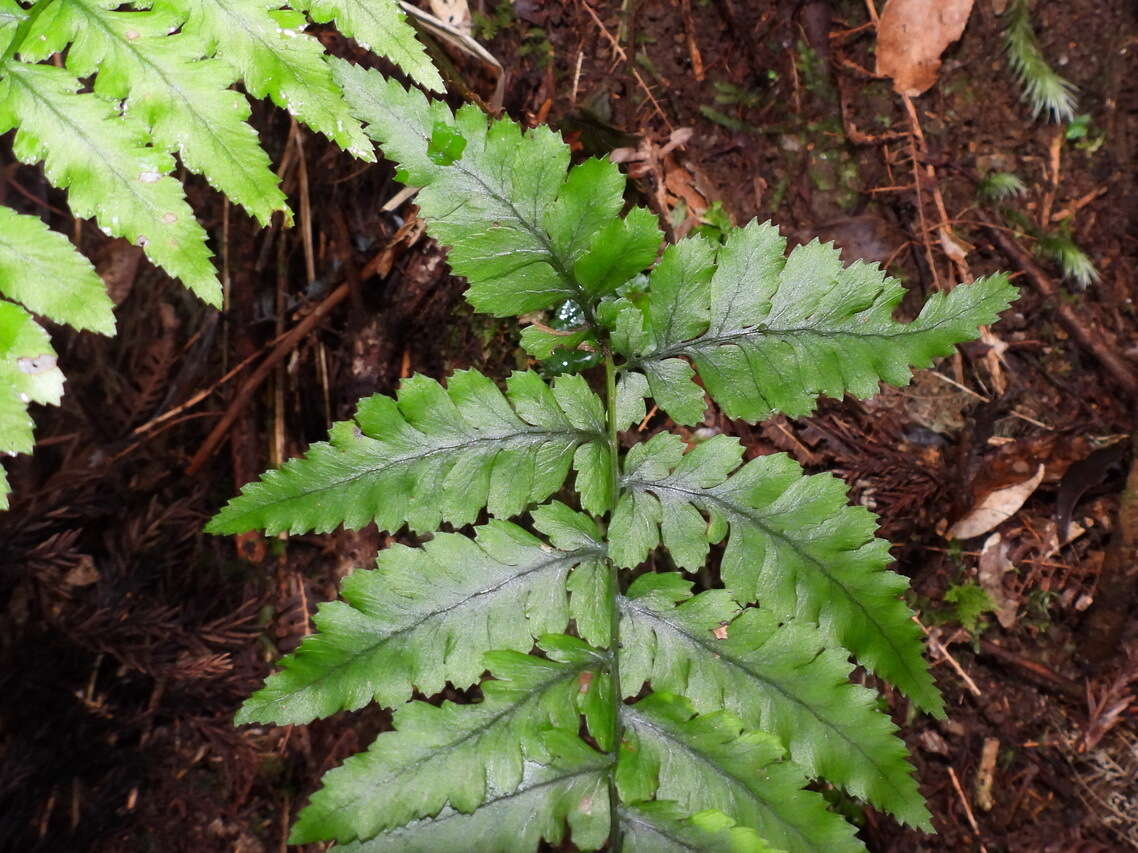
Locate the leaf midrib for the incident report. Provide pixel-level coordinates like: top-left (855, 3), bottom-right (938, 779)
top-left (239, 425), bottom-right (597, 517)
top-left (647, 303), bottom-right (980, 363)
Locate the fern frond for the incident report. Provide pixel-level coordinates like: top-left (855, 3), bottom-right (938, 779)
top-left (21, 0), bottom-right (287, 226)
top-left (618, 574), bottom-right (931, 828)
top-left (333, 62), bottom-right (662, 316)
top-left (236, 517), bottom-right (605, 724)
top-left (0, 301), bottom-right (64, 461)
top-left (160, 0), bottom-right (373, 159)
top-left (618, 693), bottom-right (864, 853)
top-left (0, 207), bottom-right (114, 335)
top-left (619, 802), bottom-right (778, 853)
top-left (611, 432), bottom-right (942, 715)
top-left (208, 369), bottom-right (610, 535)
top-left (291, 0), bottom-right (444, 92)
top-left (619, 222), bottom-right (1016, 425)
top-left (1003, 0), bottom-right (1077, 122)
top-left (332, 731), bottom-right (612, 853)
top-left (217, 75), bottom-right (1017, 848)
top-left (977, 170), bottom-right (1027, 203)
top-left (1039, 230), bottom-right (1099, 289)
top-left (0, 62), bottom-right (221, 304)
top-left (291, 639), bottom-right (604, 843)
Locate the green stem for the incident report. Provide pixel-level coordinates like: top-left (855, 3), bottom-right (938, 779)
top-left (603, 348), bottom-right (623, 850)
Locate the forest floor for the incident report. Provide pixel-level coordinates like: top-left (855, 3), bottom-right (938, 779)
top-left (3, 1), bottom-right (1138, 851)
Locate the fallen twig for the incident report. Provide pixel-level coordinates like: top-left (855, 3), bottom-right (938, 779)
top-left (986, 226), bottom-right (1138, 399)
top-left (186, 283), bottom-right (350, 476)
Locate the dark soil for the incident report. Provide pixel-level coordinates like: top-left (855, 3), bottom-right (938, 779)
top-left (3, 1), bottom-right (1138, 850)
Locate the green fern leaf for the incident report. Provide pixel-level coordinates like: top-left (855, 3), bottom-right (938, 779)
top-left (0, 301), bottom-right (64, 507)
top-left (332, 731), bottom-right (612, 853)
top-left (0, 62), bottom-right (221, 304)
top-left (617, 693), bottom-right (863, 853)
top-left (20, 0), bottom-right (287, 226)
top-left (333, 62), bottom-right (649, 317)
top-left (0, 208), bottom-right (114, 334)
top-left (209, 369), bottom-right (609, 536)
top-left (162, 0), bottom-right (373, 160)
top-left (621, 221), bottom-right (1016, 424)
top-left (292, 0), bottom-right (443, 92)
top-left (620, 802), bottom-right (780, 853)
top-left (618, 574), bottom-right (931, 829)
top-left (611, 431), bottom-right (942, 716)
top-left (236, 518), bottom-right (605, 724)
top-left (291, 639), bottom-right (604, 843)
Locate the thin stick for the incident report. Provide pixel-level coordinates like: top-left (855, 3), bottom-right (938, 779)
top-left (578, 0), bottom-right (672, 128)
top-left (186, 283), bottom-right (350, 475)
top-left (986, 226), bottom-right (1138, 398)
top-left (901, 95), bottom-right (943, 290)
top-left (916, 616), bottom-right (982, 697)
top-left (948, 765), bottom-right (983, 841)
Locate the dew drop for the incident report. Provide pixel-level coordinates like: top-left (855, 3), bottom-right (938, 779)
top-left (161, 212), bottom-right (177, 224)
top-left (17, 354), bottom-right (57, 375)
top-left (139, 170), bottom-right (161, 183)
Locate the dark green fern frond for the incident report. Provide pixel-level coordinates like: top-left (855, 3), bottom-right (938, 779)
top-left (212, 64), bottom-right (1017, 850)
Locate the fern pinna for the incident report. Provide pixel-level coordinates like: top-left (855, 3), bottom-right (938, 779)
top-left (0, 0), bottom-right (438, 507)
top-left (210, 63), bottom-right (1016, 851)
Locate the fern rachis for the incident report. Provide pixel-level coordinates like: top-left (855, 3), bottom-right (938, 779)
top-left (211, 65), bottom-right (1017, 850)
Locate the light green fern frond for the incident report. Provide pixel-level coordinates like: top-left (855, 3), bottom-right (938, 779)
top-left (977, 170), bottom-right (1027, 203)
top-left (0, 62), bottom-right (221, 303)
top-left (616, 222), bottom-right (1015, 425)
top-left (1039, 230), bottom-right (1099, 289)
top-left (0, 0), bottom-right (441, 508)
top-left (235, 515), bottom-right (605, 724)
top-left (618, 802), bottom-right (778, 853)
top-left (616, 692), bottom-right (864, 853)
top-left (207, 369), bottom-right (611, 536)
top-left (0, 207), bottom-right (114, 335)
top-left (610, 431), bottom-right (942, 715)
top-left (618, 574), bottom-right (931, 829)
top-left (1003, 0), bottom-right (1077, 122)
top-left (289, 638), bottom-right (604, 843)
top-left (332, 62), bottom-right (663, 317)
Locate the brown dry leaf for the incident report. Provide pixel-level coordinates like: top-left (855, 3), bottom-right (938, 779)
top-left (876, 0), bottom-right (975, 96)
top-left (93, 238), bottom-right (143, 306)
top-left (977, 532), bottom-right (1019, 628)
top-left (664, 165), bottom-right (708, 215)
top-left (948, 463), bottom-right (1044, 539)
